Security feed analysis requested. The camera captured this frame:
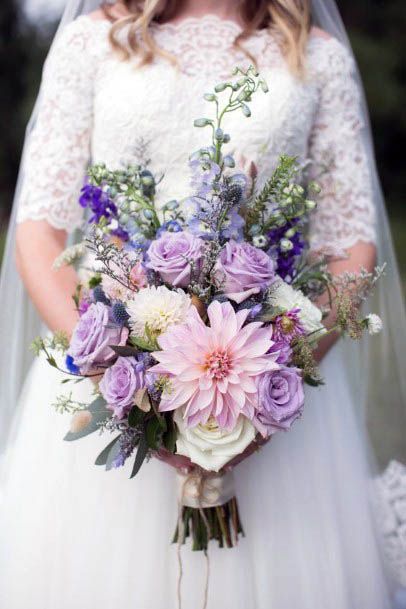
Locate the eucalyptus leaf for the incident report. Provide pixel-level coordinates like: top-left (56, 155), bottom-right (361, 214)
top-left (88, 396), bottom-right (109, 414)
top-left (95, 435), bottom-right (121, 466)
top-left (105, 437), bottom-right (123, 471)
top-left (64, 408), bottom-right (111, 441)
top-left (130, 435), bottom-right (148, 479)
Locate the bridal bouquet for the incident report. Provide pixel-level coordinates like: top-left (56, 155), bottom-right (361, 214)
top-left (34, 67), bottom-right (383, 551)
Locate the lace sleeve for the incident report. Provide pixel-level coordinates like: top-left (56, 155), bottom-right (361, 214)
top-left (16, 18), bottom-right (98, 231)
top-left (308, 38), bottom-right (376, 256)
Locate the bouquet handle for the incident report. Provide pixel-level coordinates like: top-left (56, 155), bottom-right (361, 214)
top-left (173, 469), bottom-right (244, 551)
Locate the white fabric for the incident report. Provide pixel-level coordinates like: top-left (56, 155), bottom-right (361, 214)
top-left (0, 347), bottom-right (392, 609)
top-left (0, 10), bottom-right (404, 609)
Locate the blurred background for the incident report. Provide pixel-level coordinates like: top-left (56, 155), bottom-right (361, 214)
top-left (0, 0), bottom-right (405, 286)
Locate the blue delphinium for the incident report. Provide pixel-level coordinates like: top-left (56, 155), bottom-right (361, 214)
top-left (156, 220), bottom-right (183, 237)
top-left (267, 220), bottom-right (306, 282)
top-left (221, 210), bottom-right (245, 241)
top-left (79, 182), bottom-right (117, 224)
top-left (189, 149), bottom-right (221, 198)
top-left (65, 354), bottom-right (80, 375)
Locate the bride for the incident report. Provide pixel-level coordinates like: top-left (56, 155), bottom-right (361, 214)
top-left (1, 0), bottom-right (405, 607)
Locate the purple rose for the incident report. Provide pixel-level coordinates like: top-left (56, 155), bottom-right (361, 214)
top-left (99, 357), bottom-right (145, 419)
top-left (68, 302), bottom-right (128, 373)
top-left (254, 366), bottom-right (304, 437)
top-left (215, 240), bottom-right (275, 304)
top-left (146, 231), bottom-right (205, 287)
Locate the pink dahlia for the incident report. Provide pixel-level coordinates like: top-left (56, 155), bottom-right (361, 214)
top-left (151, 300), bottom-right (279, 430)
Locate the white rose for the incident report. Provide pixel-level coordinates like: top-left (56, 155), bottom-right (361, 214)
top-left (174, 409), bottom-right (256, 473)
top-left (365, 313), bottom-right (383, 335)
top-left (269, 280), bottom-right (326, 336)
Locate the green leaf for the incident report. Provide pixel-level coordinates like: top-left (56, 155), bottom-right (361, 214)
top-left (145, 417), bottom-right (162, 450)
top-left (304, 374), bottom-right (325, 387)
top-left (47, 356), bottom-right (57, 368)
top-left (110, 345), bottom-right (139, 357)
top-left (95, 435), bottom-right (121, 466)
top-left (88, 275), bottom-right (102, 288)
top-left (128, 406), bottom-right (145, 428)
top-left (162, 426), bottom-right (177, 454)
top-left (130, 435), bottom-right (148, 479)
top-left (130, 335), bottom-right (157, 352)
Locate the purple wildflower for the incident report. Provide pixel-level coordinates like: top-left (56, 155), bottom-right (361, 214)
top-left (267, 220), bottom-right (306, 282)
top-left (79, 182), bottom-right (117, 224)
top-left (273, 308), bottom-right (305, 343)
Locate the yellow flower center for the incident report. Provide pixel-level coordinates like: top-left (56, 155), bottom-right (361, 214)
top-left (280, 315), bottom-right (295, 334)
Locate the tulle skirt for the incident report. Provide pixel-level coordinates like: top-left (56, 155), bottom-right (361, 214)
top-left (0, 345), bottom-right (393, 609)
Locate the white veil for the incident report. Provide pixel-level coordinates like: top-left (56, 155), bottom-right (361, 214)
top-left (1, 0), bottom-right (405, 545)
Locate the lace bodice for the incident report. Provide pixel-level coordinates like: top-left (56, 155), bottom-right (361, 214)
top-left (17, 14), bottom-right (376, 254)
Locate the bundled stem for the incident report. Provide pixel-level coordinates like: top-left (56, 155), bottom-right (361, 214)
top-left (172, 497), bottom-right (244, 552)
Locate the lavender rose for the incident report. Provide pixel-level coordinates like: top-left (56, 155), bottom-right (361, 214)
top-left (99, 357), bottom-right (145, 419)
top-left (254, 366), bottom-right (304, 437)
top-left (146, 231), bottom-right (205, 287)
top-left (215, 240), bottom-right (275, 303)
top-left (68, 302), bottom-right (128, 373)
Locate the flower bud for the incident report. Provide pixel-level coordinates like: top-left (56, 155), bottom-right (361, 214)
top-left (143, 209), bottom-right (153, 220)
top-left (204, 93), bottom-right (217, 102)
top-left (253, 235), bottom-right (268, 248)
top-left (215, 128), bottom-right (224, 141)
top-left (241, 103), bottom-right (251, 117)
top-left (223, 155), bottom-right (235, 168)
top-left (365, 313), bottom-right (383, 335)
top-left (305, 199), bottom-right (317, 211)
top-left (280, 238), bottom-right (294, 252)
top-left (214, 82), bottom-right (229, 93)
top-left (194, 118), bottom-right (212, 128)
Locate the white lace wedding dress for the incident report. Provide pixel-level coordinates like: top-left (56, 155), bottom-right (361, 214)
top-left (0, 14), bottom-right (394, 609)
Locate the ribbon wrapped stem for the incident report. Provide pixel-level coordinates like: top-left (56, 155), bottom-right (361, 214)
top-left (173, 470), bottom-right (244, 552)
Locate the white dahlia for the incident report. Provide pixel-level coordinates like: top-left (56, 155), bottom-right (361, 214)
top-left (127, 285), bottom-right (191, 337)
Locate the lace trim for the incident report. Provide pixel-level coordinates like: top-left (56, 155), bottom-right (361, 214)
top-left (374, 461), bottom-right (406, 586)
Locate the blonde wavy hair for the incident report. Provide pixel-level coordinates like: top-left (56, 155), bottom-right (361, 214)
top-left (103, 0), bottom-right (312, 76)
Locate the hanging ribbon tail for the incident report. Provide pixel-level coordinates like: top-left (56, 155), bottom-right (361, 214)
top-left (173, 469), bottom-right (245, 552)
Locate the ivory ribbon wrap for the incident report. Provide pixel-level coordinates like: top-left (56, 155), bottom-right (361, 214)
top-left (176, 469), bottom-right (236, 508)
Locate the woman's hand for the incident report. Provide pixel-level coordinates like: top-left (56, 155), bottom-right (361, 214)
top-left (16, 219), bottom-right (79, 336)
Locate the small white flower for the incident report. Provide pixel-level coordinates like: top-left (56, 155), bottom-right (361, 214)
top-left (127, 285), bottom-right (191, 337)
top-left (365, 313), bottom-right (383, 335)
top-left (174, 410), bottom-right (256, 472)
top-left (53, 243), bottom-right (86, 270)
top-left (280, 238), bottom-right (294, 252)
top-left (269, 280), bottom-right (326, 336)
